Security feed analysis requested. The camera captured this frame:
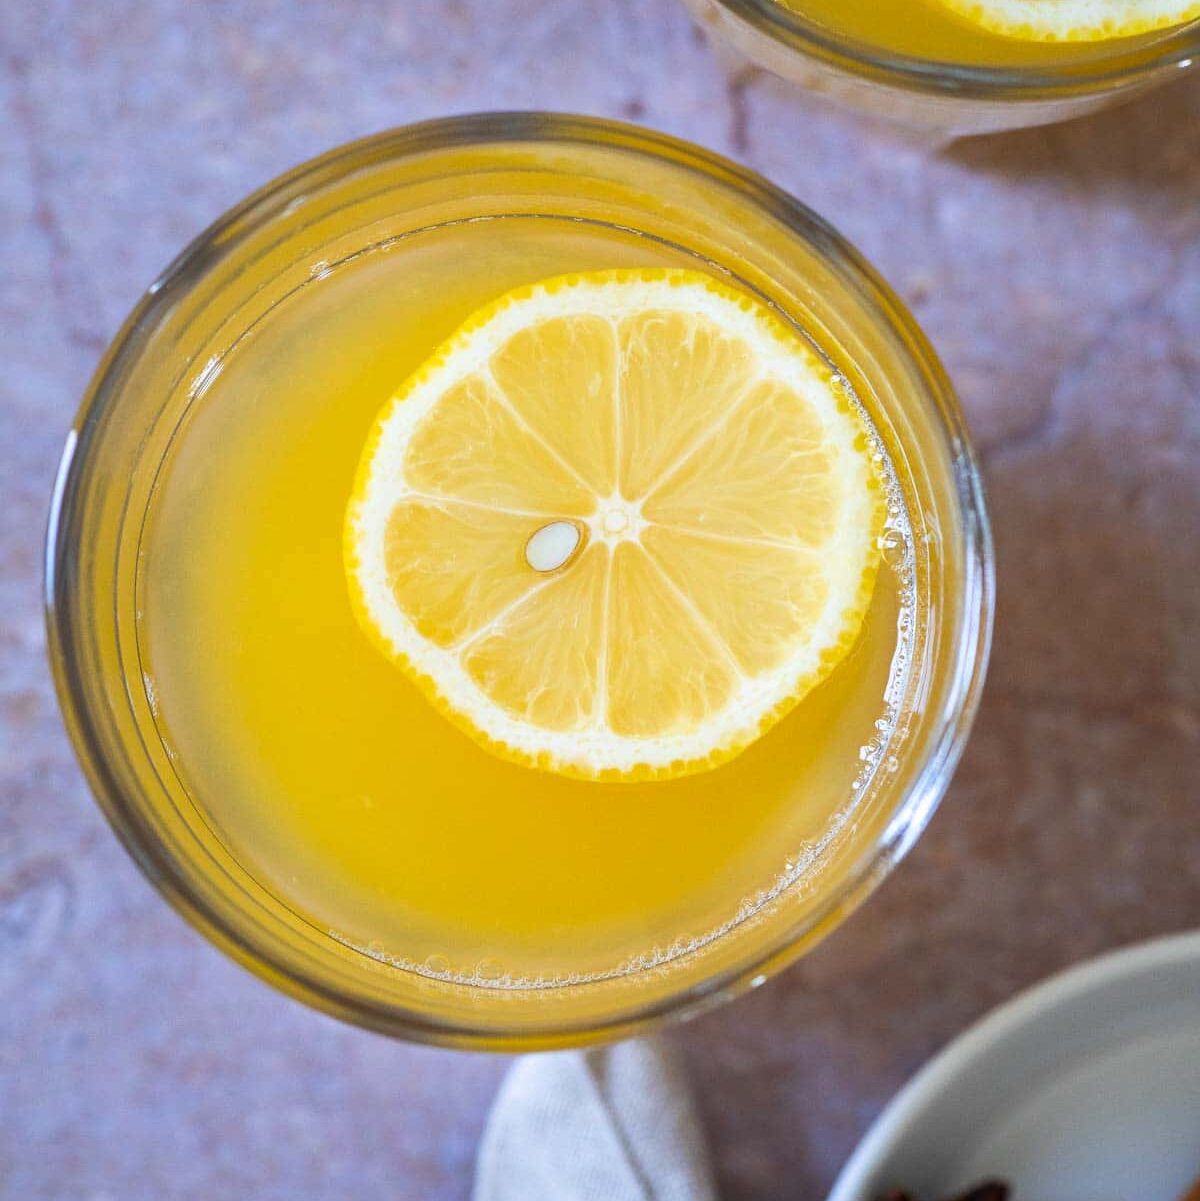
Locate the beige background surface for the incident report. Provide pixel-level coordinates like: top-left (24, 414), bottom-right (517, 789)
top-left (2, 2), bottom-right (1198, 1197)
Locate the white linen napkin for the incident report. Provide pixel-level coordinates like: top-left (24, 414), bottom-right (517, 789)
top-left (473, 1038), bottom-right (719, 1201)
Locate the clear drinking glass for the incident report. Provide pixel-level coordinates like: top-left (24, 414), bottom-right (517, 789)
top-left (684, 0), bottom-right (1200, 136)
top-left (45, 114), bottom-right (993, 1049)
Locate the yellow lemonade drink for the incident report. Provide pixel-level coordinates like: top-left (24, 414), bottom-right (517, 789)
top-left (773, 0), bottom-right (1197, 66)
top-left (49, 118), bottom-right (992, 1043)
top-left (140, 225), bottom-right (909, 985)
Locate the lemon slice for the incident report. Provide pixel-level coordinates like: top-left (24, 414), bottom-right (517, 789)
top-left (930, 0), bottom-right (1199, 40)
top-left (346, 269), bottom-right (883, 780)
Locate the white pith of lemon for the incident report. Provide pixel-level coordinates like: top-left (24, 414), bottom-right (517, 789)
top-left (345, 268), bottom-right (884, 781)
top-left (930, 0), bottom-right (1199, 40)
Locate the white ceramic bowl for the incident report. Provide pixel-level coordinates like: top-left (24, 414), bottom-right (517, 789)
top-left (830, 931), bottom-right (1200, 1201)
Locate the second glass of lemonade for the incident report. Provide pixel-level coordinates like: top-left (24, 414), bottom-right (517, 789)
top-left (685, 0), bottom-right (1200, 135)
top-left (47, 115), bottom-right (992, 1047)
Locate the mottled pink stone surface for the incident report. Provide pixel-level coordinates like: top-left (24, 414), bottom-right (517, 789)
top-left (2, 3), bottom-right (1198, 1198)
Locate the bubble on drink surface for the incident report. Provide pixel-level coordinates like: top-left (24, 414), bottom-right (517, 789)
top-left (836, 398), bottom-right (916, 838)
top-left (878, 528), bottom-right (908, 572)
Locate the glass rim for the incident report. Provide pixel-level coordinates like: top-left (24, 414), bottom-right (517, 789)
top-left (706, 0), bottom-right (1200, 98)
top-left (44, 112), bottom-right (995, 1049)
